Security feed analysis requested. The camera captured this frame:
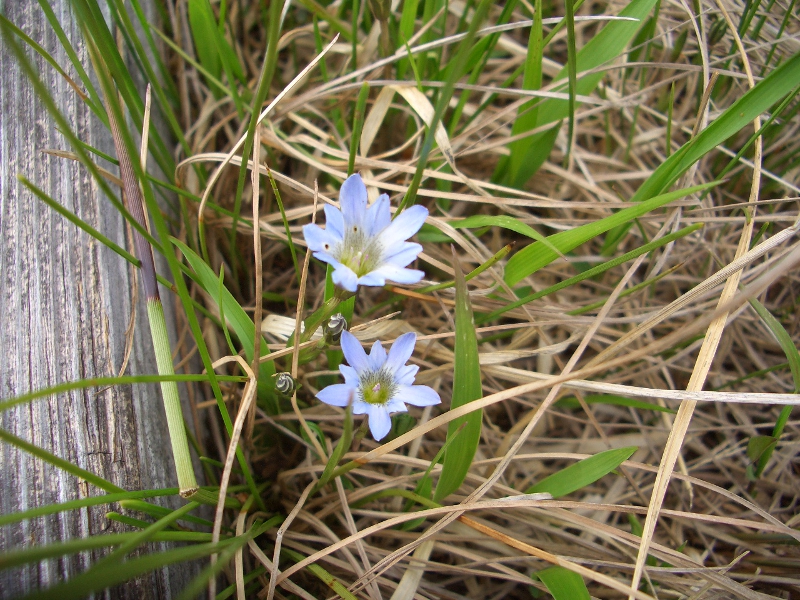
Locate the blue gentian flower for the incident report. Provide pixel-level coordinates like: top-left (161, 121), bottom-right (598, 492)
top-left (303, 174), bottom-right (427, 292)
top-left (316, 331), bottom-right (441, 440)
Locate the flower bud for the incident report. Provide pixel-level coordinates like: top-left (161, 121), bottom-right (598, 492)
top-left (274, 372), bottom-right (296, 396)
top-left (323, 313), bottom-right (348, 344)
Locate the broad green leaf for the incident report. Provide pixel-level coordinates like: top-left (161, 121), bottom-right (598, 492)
top-left (555, 394), bottom-right (675, 414)
top-left (526, 446), bottom-right (636, 498)
top-left (504, 182), bottom-right (717, 286)
top-left (173, 239), bottom-right (276, 406)
top-left (536, 566), bottom-right (591, 600)
top-left (434, 252), bottom-right (483, 502)
top-left (500, 0), bottom-right (658, 188)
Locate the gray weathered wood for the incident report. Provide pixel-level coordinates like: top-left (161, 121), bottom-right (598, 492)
top-left (0, 2), bottom-right (199, 597)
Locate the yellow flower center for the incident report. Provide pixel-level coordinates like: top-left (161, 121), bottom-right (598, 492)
top-left (335, 226), bottom-right (383, 277)
top-left (360, 369), bottom-right (394, 405)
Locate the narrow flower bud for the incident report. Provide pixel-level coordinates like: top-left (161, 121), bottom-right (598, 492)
top-left (274, 372), bottom-right (296, 396)
top-left (323, 313), bottom-right (348, 344)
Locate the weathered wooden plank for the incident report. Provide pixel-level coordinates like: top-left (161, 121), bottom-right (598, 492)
top-left (0, 3), bottom-right (199, 597)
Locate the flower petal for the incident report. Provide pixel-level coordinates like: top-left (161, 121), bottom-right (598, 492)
top-left (323, 204), bottom-right (345, 238)
top-left (339, 174), bottom-right (368, 228)
top-left (383, 242), bottom-right (423, 268)
top-left (394, 364), bottom-right (419, 386)
top-left (317, 383), bottom-right (357, 407)
top-left (385, 397), bottom-right (409, 414)
top-left (366, 405), bottom-right (392, 441)
top-left (351, 399), bottom-right (370, 415)
top-left (340, 330), bottom-right (370, 374)
top-left (303, 223), bottom-right (341, 253)
top-left (339, 364), bottom-right (359, 385)
top-left (368, 340), bottom-right (387, 371)
top-left (331, 263), bottom-right (359, 292)
top-left (368, 264), bottom-right (425, 285)
top-left (394, 384), bottom-right (441, 407)
top-left (380, 205), bottom-right (428, 251)
top-left (385, 332), bottom-right (417, 374)
top-left (365, 193), bottom-right (391, 236)
top-left (356, 271), bottom-right (387, 287)
top-left (311, 251), bottom-right (339, 267)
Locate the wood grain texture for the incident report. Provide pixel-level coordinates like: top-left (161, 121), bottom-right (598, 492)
top-left (0, 2), bottom-right (200, 597)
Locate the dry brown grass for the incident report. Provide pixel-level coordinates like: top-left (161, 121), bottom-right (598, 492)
top-left (165, 0), bottom-right (800, 597)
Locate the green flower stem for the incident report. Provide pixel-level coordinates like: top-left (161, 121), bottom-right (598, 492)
top-left (147, 299), bottom-right (198, 497)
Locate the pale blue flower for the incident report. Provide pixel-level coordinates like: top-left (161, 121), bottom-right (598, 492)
top-left (303, 174), bottom-right (427, 292)
top-left (316, 331), bottom-right (441, 440)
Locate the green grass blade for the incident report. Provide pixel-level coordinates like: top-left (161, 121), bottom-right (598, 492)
top-left (295, 0), bottom-right (353, 40)
top-left (555, 395), bottom-right (675, 414)
top-left (0, 489), bottom-right (180, 527)
top-left (434, 250), bottom-right (483, 502)
top-left (480, 223), bottom-right (701, 322)
top-left (188, 0), bottom-right (222, 80)
top-left (499, 0), bottom-right (657, 188)
top-left (74, 503), bottom-right (201, 580)
top-left (226, 0), bottom-right (284, 281)
top-left (0, 428), bottom-right (123, 494)
top-left (27, 538), bottom-right (245, 600)
top-left (317, 406), bottom-right (354, 488)
top-left (397, 0), bottom-right (421, 78)
top-left (399, 0), bottom-right (494, 211)
top-left (19, 175), bottom-right (136, 266)
top-left (746, 297), bottom-right (799, 478)
top-left (104, 0), bottom-right (189, 164)
top-left (349, 82), bottom-right (370, 176)
top-left (0, 12), bottom-right (102, 120)
top-left (33, 0), bottom-right (105, 120)
top-left (417, 243), bottom-right (513, 294)
top-left (526, 446), bottom-right (636, 497)
top-left (282, 548), bottom-right (359, 600)
top-left (0, 531), bottom-right (215, 571)
top-left (602, 50), bottom-right (800, 251)
top-left (504, 183), bottom-right (715, 286)
top-left (173, 238), bottom-right (277, 406)
top-left (175, 518), bottom-right (282, 600)
top-left (536, 566), bottom-right (591, 600)
top-left (567, 262), bottom-right (681, 315)
top-left (451, 214), bottom-right (563, 257)
top-left (0, 374), bottom-right (243, 415)
top-left (563, 0), bottom-right (578, 165)
top-left (119, 499), bottom-right (217, 526)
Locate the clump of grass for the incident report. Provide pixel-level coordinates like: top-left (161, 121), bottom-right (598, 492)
top-left (2, 0), bottom-right (800, 598)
